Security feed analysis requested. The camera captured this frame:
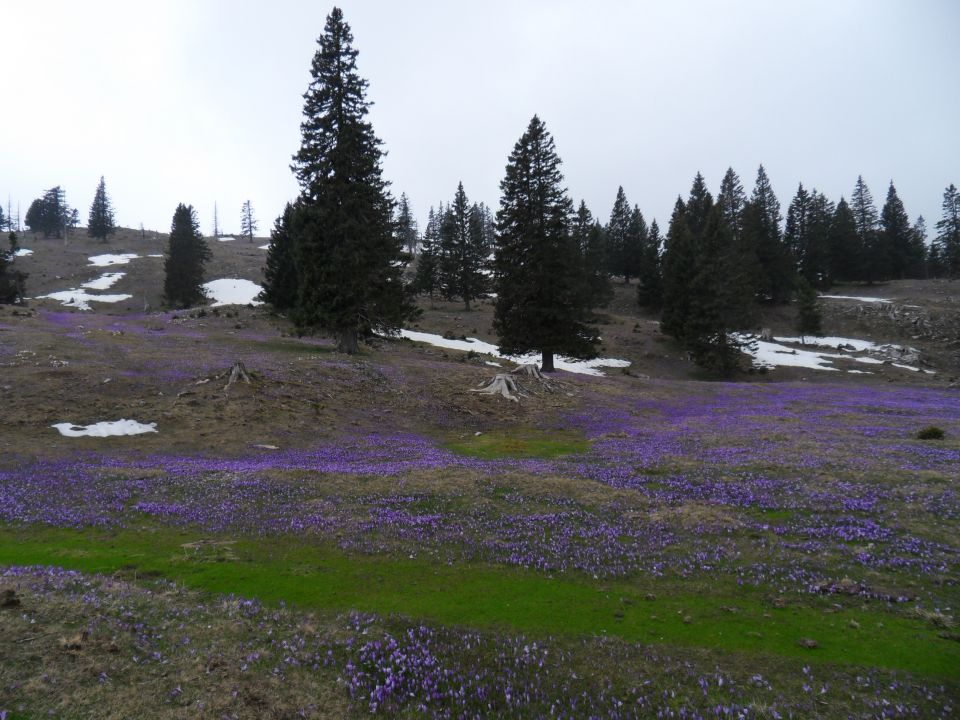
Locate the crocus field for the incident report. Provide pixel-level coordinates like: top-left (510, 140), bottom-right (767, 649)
top-left (1, 306), bottom-right (959, 718)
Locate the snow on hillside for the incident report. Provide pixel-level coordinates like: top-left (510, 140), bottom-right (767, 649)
top-left (203, 278), bottom-right (264, 307)
top-left (52, 419), bottom-right (158, 437)
top-left (88, 253), bottom-right (139, 267)
top-left (397, 329), bottom-right (630, 376)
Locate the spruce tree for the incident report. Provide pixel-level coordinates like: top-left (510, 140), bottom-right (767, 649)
top-left (164, 204), bottom-right (211, 308)
top-left (260, 202), bottom-right (299, 311)
top-left (802, 191), bottom-right (835, 287)
top-left (625, 205), bottom-right (647, 283)
top-left (636, 218), bottom-right (663, 309)
top-left (934, 183), bottom-right (960, 278)
top-left (572, 201), bottom-right (612, 308)
top-left (742, 165), bottom-right (793, 303)
top-left (0, 205), bottom-right (6, 232)
top-left (784, 183), bottom-right (811, 263)
top-left (438, 182), bottom-right (489, 310)
top-left (684, 172), bottom-right (713, 238)
top-left (240, 200), bottom-right (258, 242)
top-left (606, 186), bottom-right (632, 282)
top-left (794, 276), bottom-right (823, 341)
top-left (413, 206), bottom-right (441, 297)
top-left (290, 7), bottom-right (415, 352)
top-left (395, 193), bottom-right (419, 256)
top-left (0, 232), bottom-right (27, 304)
top-left (908, 216), bottom-right (928, 279)
top-left (851, 175), bottom-right (882, 282)
top-left (87, 176), bottom-right (116, 241)
top-left (25, 186), bottom-right (72, 238)
top-left (681, 205), bottom-right (755, 376)
top-left (828, 197), bottom-right (860, 282)
top-left (494, 115), bottom-right (597, 372)
top-left (660, 198), bottom-right (695, 339)
top-left (716, 167), bottom-right (747, 240)
top-left (880, 182), bottom-right (917, 279)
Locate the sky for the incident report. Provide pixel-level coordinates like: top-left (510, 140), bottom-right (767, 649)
top-left (2, 0), bottom-right (958, 239)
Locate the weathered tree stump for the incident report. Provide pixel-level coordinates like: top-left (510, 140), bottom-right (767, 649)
top-left (224, 361), bottom-right (252, 390)
top-left (471, 363), bottom-right (556, 402)
top-left (471, 373), bottom-right (522, 402)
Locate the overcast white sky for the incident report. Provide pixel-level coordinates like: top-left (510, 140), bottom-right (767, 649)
top-left (2, 1), bottom-right (957, 239)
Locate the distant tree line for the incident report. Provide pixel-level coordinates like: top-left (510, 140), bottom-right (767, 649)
top-left (255, 6), bottom-right (959, 377)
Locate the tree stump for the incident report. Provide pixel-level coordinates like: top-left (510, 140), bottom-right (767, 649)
top-left (224, 361), bottom-right (252, 390)
top-left (471, 373), bottom-right (522, 402)
top-left (471, 363), bottom-right (556, 402)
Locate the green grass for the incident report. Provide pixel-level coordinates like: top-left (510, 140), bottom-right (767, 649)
top-left (445, 429), bottom-right (590, 459)
top-left (2, 525), bottom-right (957, 679)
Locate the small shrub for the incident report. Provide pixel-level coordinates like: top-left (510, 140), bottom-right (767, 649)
top-left (916, 426), bottom-right (945, 440)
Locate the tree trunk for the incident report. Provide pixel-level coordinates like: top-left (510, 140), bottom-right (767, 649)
top-left (337, 328), bottom-right (359, 354)
top-left (541, 351), bottom-right (555, 373)
top-left (464, 297), bottom-right (471, 311)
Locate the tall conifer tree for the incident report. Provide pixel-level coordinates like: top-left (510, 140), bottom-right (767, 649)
top-left (681, 205), bottom-right (756, 376)
top-left (880, 182), bottom-right (918, 279)
top-left (660, 198), bottom-right (694, 339)
top-left (438, 182), bottom-right (489, 310)
top-left (413, 206), bottom-right (441, 297)
top-left (240, 200), bottom-right (258, 242)
top-left (290, 7), bottom-right (415, 352)
top-left (851, 175), bottom-right (882, 282)
top-left (742, 165), bottom-right (793, 303)
top-left (828, 197), bottom-right (861, 282)
top-left (261, 203), bottom-right (299, 311)
top-left (606, 187), bottom-right (632, 282)
top-left (572, 201), bottom-right (612, 308)
top-left (164, 204), bottom-right (210, 308)
top-left (87, 176), bottom-right (116, 241)
top-left (636, 218), bottom-right (663, 309)
top-left (494, 116), bottom-right (597, 372)
top-left (934, 183), bottom-right (960, 278)
top-left (802, 191), bottom-right (835, 287)
top-left (395, 192), bottom-right (419, 256)
top-left (716, 167), bottom-right (747, 240)
top-left (684, 172), bottom-right (713, 238)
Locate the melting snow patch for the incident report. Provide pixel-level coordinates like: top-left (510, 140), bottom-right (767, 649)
top-left (258, 244), bottom-right (270, 250)
top-left (217, 236), bottom-right (236, 242)
top-left (88, 253), bottom-right (139, 267)
top-left (37, 289), bottom-right (132, 311)
top-left (203, 278), bottom-right (263, 307)
top-left (82, 272), bottom-right (125, 290)
top-left (14, 248), bottom-right (33, 257)
top-left (820, 294), bottom-right (893, 303)
top-left (52, 419), bottom-right (157, 437)
top-left (734, 334), bottom-right (932, 374)
top-left (147, 253), bottom-right (163, 258)
top-left (396, 329), bottom-right (630, 376)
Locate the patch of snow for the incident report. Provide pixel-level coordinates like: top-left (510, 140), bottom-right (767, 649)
top-left (847, 370), bottom-right (872, 374)
top-left (738, 337), bottom-right (840, 372)
top-left (82, 272), bottom-right (125, 290)
top-left (147, 253), bottom-right (163, 258)
top-left (775, 335), bottom-right (881, 352)
top-left (14, 247), bottom-right (33, 257)
top-left (52, 419), bottom-right (157, 437)
top-left (396, 329), bottom-right (630, 376)
top-left (258, 244), bottom-right (270, 250)
top-left (88, 253), bottom-right (139, 267)
top-left (819, 294), bottom-right (893, 303)
top-left (217, 236), bottom-right (236, 242)
top-left (37, 289), bottom-right (132, 311)
top-left (735, 334), bottom-right (930, 374)
top-left (202, 278), bottom-right (264, 307)
top-left (485, 361), bottom-right (501, 367)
